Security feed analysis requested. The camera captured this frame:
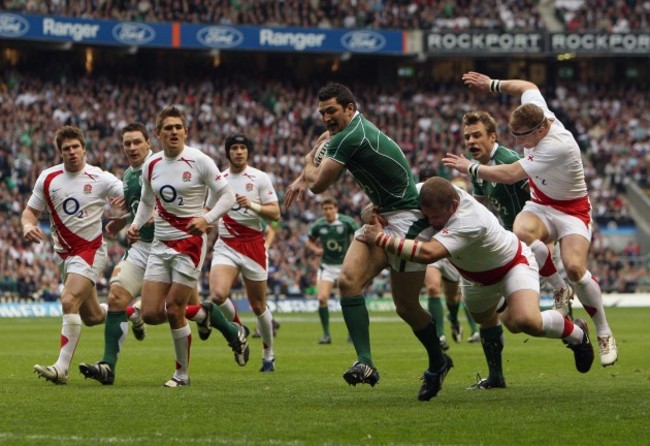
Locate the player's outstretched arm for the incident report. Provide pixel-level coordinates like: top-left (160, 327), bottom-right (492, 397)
top-left (462, 71), bottom-right (538, 98)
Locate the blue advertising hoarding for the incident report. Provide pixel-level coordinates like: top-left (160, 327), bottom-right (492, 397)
top-left (0, 12), bottom-right (407, 54)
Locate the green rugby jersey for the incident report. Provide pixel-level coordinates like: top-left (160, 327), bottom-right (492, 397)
top-left (471, 145), bottom-right (530, 231)
top-left (309, 214), bottom-right (359, 265)
top-left (123, 160), bottom-right (154, 243)
top-left (325, 112), bottom-right (419, 212)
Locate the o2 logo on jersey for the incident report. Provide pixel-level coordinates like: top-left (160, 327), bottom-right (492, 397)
top-left (326, 239), bottom-right (342, 253)
top-left (62, 197), bottom-right (85, 218)
top-left (159, 185), bottom-right (183, 205)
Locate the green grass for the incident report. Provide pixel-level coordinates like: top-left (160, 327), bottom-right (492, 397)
top-left (0, 307), bottom-right (649, 446)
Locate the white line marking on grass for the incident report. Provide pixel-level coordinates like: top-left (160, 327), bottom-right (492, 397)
top-left (0, 433), bottom-right (306, 445)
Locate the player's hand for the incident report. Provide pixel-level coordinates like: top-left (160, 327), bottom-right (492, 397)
top-left (187, 216), bottom-right (210, 236)
top-left (105, 216), bottom-right (127, 237)
top-left (284, 173), bottom-right (307, 207)
top-left (126, 224), bottom-right (140, 244)
top-left (109, 196), bottom-right (126, 209)
top-left (23, 224), bottom-right (45, 244)
top-left (356, 214), bottom-right (383, 245)
top-left (442, 153), bottom-right (472, 174)
top-left (235, 194), bottom-right (250, 208)
top-left (360, 204), bottom-right (388, 225)
top-left (462, 71), bottom-right (492, 92)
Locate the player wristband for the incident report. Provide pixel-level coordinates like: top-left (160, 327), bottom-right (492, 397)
top-left (468, 163), bottom-right (480, 178)
top-left (489, 79), bottom-right (502, 93)
top-left (249, 202), bottom-right (262, 213)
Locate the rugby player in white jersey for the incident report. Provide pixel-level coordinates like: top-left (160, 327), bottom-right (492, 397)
top-left (443, 73), bottom-right (617, 367)
top-left (23, 126), bottom-right (123, 385)
top-left (127, 106), bottom-right (245, 387)
top-left (203, 134), bottom-right (281, 372)
top-left (357, 177), bottom-right (595, 382)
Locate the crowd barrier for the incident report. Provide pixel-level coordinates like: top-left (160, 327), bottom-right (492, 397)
top-left (2, 294), bottom-right (649, 318)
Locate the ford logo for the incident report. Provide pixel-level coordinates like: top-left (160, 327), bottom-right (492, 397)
top-left (341, 31), bottom-right (386, 52)
top-left (197, 26), bottom-right (243, 48)
top-left (0, 13), bottom-right (29, 37)
top-left (112, 23), bottom-right (156, 45)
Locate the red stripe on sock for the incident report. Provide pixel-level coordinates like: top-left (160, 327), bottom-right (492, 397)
top-left (562, 318), bottom-right (574, 338)
top-left (60, 335), bottom-right (69, 348)
top-left (126, 307), bottom-right (135, 318)
top-left (539, 249), bottom-right (558, 277)
top-left (583, 305), bottom-right (597, 318)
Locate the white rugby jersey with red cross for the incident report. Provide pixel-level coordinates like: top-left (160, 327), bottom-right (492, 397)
top-left (518, 89), bottom-right (591, 226)
top-left (27, 163), bottom-right (123, 263)
top-left (135, 146), bottom-right (230, 266)
top-left (214, 165), bottom-right (278, 267)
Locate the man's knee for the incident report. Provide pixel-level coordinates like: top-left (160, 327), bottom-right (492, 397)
top-left (338, 271), bottom-right (363, 296)
top-left (563, 261), bottom-right (586, 282)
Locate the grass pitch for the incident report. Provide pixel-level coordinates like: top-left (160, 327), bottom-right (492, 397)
top-left (0, 307), bottom-right (648, 446)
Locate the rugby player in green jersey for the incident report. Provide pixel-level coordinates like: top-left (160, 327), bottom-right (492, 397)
top-left (305, 196), bottom-right (358, 344)
top-left (286, 83), bottom-right (451, 401)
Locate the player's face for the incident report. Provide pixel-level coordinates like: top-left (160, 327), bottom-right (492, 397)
top-left (157, 117), bottom-right (187, 154)
top-left (421, 201), bottom-right (458, 231)
top-left (228, 143), bottom-right (248, 170)
top-left (322, 203), bottom-right (337, 223)
top-left (59, 138), bottom-right (86, 172)
top-left (318, 98), bottom-right (355, 135)
top-left (122, 131), bottom-right (150, 168)
top-left (464, 122), bottom-right (496, 165)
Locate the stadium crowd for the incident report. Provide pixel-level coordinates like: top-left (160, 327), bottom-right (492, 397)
top-left (1, 0), bottom-right (547, 31)
top-left (0, 67), bottom-right (648, 302)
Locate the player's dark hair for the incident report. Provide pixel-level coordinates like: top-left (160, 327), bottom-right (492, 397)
top-left (321, 196), bottom-right (338, 208)
top-left (121, 122), bottom-right (150, 142)
top-left (54, 126), bottom-right (86, 152)
top-left (155, 105), bottom-right (188, 133)
top-left (318, 82), bottom-right (357, 110)
top-left (224, 134), bottom-right (253, 162)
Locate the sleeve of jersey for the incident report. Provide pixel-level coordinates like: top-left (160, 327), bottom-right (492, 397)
top-left (433, 221), bottom-right (479, 258)
top-left (201, 158), bottom-right (235, 225)
top-left (26, 174), bottom-right (46, 211)
top-left (519, 139), bottom-right (565, 177)
top-left (258, 173), bottom-right (279, 205)
top-left (105, 172), bottom-right (124, 199)
top-left (131, 167), bottom-right (155, 229)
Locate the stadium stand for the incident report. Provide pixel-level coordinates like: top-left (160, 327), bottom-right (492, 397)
top-left (0, 2), bottom-right (648, 301)
top-left (0, 0), bottom-right (549, 31)
top-left (0, 68), bottom-right (647, 301)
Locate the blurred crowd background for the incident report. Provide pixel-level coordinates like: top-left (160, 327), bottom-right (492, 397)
top-left (1, 0), bottom-right (649, 302)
